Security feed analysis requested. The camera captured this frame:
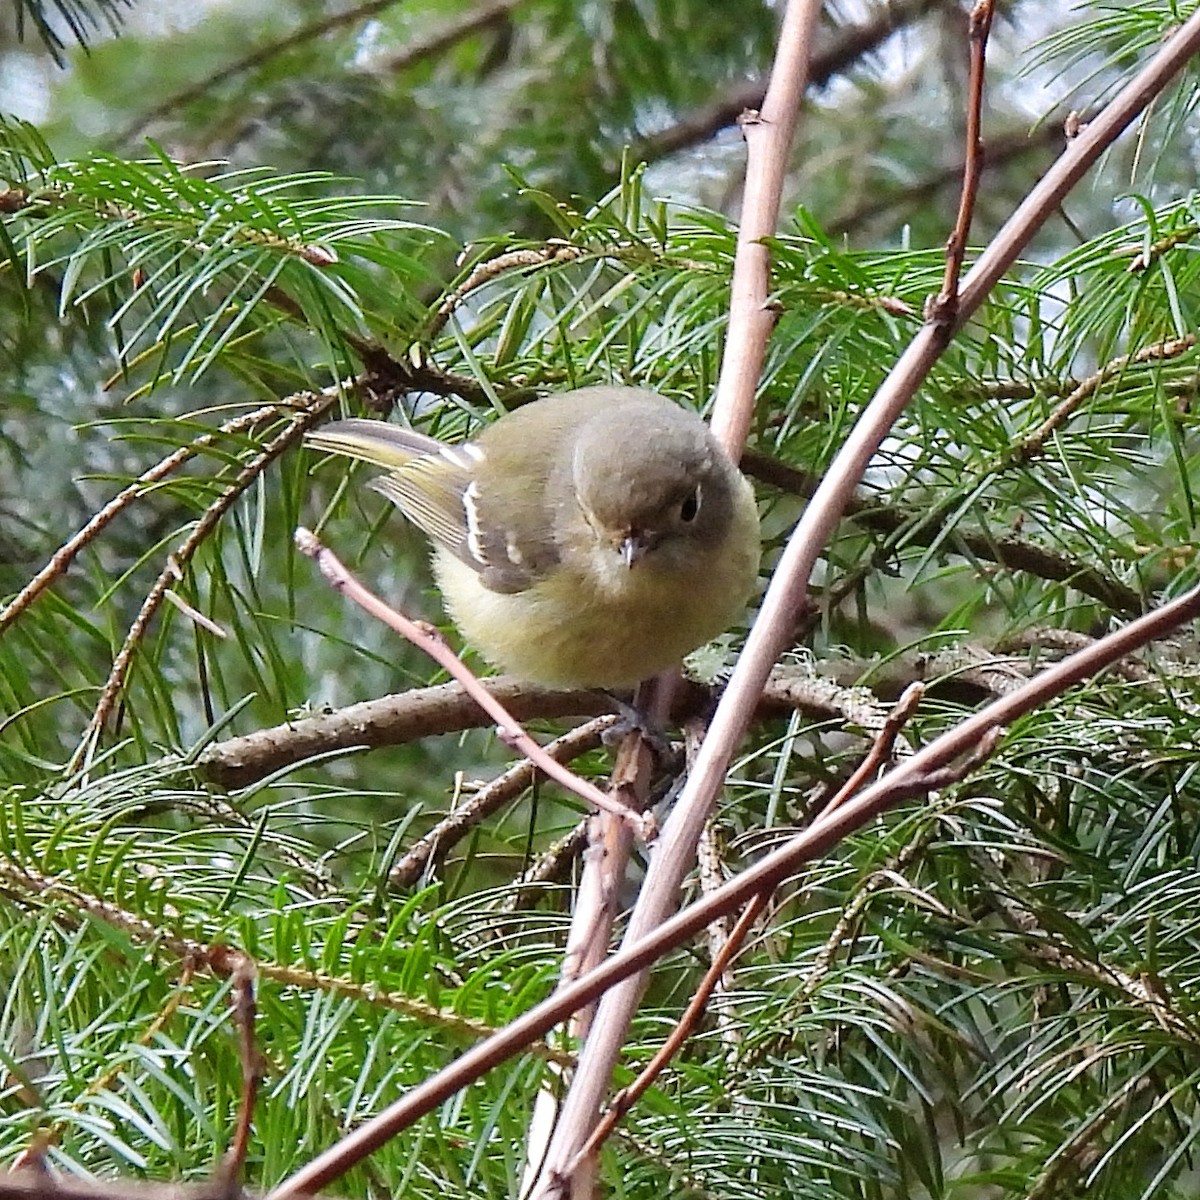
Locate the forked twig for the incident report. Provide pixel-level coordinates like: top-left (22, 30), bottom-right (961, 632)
top-left (565, 889), bottom-right (769, 1178)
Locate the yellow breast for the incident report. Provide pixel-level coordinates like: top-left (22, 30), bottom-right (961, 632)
top-left (432, 489), bottom-right (760, 688)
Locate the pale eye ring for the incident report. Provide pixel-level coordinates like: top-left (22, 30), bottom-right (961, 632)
top-left (679, 485), bottom-right (702, 523)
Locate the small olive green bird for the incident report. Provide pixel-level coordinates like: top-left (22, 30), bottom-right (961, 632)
top-left (305, 385), bottom-right (760, 688)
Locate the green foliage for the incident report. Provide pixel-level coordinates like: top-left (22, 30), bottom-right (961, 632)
top-left (5, 2), bottom-right (1200, 1198)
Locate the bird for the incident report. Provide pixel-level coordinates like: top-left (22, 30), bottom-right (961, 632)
top-left (305, 385), bottom-right (760, 689)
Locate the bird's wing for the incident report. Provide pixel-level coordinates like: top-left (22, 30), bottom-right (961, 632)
top-left (374, 455), bottom-right (559, 595)
top-left (309, 417), bottom-right (558, 594)
top-left (370, 454), bottom-right (475, 563)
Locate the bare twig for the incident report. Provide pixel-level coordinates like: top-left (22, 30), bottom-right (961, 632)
top-left (196, 618), bottom-right (1193, 795)
top-left (695, 817), bottom-right (741, 1049)
top-left (295, 529), bottom-right (650, 833)
top-left (691, 717), bottom-right (738, 1050)
top-left (220, 956), bottom-right (264, 1185)
top-left (930, 0), bottom-right (995, 325)
top-left (0, 1173), bottom-right (246, 1200)
top-left (265, 579), bottom-right (1200, 1200)
top-left (709, 0), bottom-right (821, 455)
top-left (519, 680), bottom-right (671, 1194)
top-left (565, 890), bottom-right (769, 1179)
top-left (819, 682), bottom-right (925, 818)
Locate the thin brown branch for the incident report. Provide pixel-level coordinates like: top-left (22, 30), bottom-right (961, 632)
top-left (266, 579), bottom-right (1200, 1200)
top-left (691, 718), bottom-right (738, 1041)
top-left (565, 890), bottom-right (769, 1179)
top-left (695, 817), bottom-right (741, 1050)
top-left (348, 337), bottom-right (507, 410)
top-left (819, 682), bottom-right (925, 817)
top-left (0, 187), bottom-right (29, 212)
top-left (709, 0), bottom-right (820, 455)
top-left (373, 0), bottom-right (523, 74)
top-left (520, 681), bottom-right (674, 1191)
top-left (197, 614), bottom-right (1197, 795)
top-left (389, 716), bottom-right (615, 888)
top-left (72, 391), bottom-right (339, 769)
top-left (577, 699), bottom-right (678, 988)
top-left (0, 1174), bottom-right (244, 1200)
top-left (294, 529), bottom-right (650, 833)
top-left (931, 0), bottom-right (995, 324)
top-left (220, 956), bottom-right (263, 1185)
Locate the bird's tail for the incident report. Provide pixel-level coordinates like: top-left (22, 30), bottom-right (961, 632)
top-left (304, 418), bottom-right (444, 470)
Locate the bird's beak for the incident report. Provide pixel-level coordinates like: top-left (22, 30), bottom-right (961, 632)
top-left (619, 532), bottom-right (650, 568)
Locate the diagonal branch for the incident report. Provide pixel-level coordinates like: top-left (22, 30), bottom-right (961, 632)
top-left (264, 577), bottom-right (1200, 1200)
top-left (527, 4), bottom-right (826, 1188)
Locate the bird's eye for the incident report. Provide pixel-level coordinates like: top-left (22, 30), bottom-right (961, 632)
top-left (679, 486), bottom-right (701, 523)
